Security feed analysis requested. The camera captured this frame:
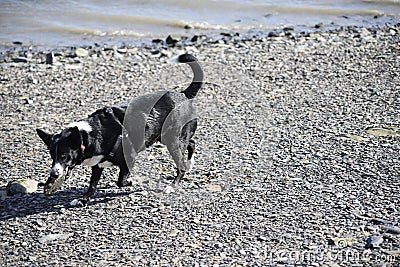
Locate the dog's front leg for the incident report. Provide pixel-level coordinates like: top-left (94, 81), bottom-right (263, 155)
top-left (117, 164), bottom-right (132, 187)
top-left (81, 165), bottom-right (103, 203)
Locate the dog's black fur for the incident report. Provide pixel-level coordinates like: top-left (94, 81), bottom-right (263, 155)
top-left (37, 54), bottom-right (203, 203)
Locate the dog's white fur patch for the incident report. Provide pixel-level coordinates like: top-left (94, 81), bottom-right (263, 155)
top-left (83, 155), bottom-right (104, 167)
top-left (98, 160), bottom-right (113, 168)
top-left (186, 157), bottom-right (194, 171)
top-left (50, 163), bottom-right (64, 177)
top-left (68, 121), bottom-right (92, 133)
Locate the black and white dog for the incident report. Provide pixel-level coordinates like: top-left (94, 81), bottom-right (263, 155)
top-left (37, 54), bottom-right (203, 203)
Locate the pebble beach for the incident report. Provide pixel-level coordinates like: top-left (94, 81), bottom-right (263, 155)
top-left (1, 24), bottom-right (400, 266)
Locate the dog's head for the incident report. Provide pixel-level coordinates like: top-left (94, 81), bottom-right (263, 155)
top-left (36, 127), bottom-right (84, 195)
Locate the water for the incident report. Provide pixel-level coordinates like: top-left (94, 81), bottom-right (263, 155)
top-left (1, 0), bottom-right (399, 47)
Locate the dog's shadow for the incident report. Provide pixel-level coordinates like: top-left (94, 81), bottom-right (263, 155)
top-left (0, 187), bottom-right (133, 221)
top-left (0, 174), bottom-right (202, 221)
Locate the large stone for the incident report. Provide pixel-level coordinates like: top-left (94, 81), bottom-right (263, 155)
top-left (12, 57), bottom-right (28, 63)
top-left (38, 233), bottom-right (73, 243)
top-left (74, 48), bottom-right (89, 57)
top-left (6, 179), bottom-right (39, 196)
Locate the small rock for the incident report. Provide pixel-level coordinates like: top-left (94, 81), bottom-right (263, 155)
top-left (359, 28), bottom-right (371, 37)
top-left (366, 235), bottom-right (383, 249)
top-left (38, 233), bottom-right (73, 243)
top-left (46, 52), bottom-right (54, 64)
top-left (389, 28), bottom-right (397, 35)
top-left (12, 41), bottom-right (23, 45)
top-left (36, 219), bottom-right (45, 227)
top-left (75, 48), bottom-right (89, 57)
top-left (117, 48), bottom-right (127, 54)
top-left (268, 31), bottom-right (281, 38)
top-left (6, 179), bottom-right (39, 196)
top-left (220, 32), bottom-right (232, 37)
top-left (315, 23), bottom-right (323, 29)
top-left (191, 35), bottom-right (201, 42)
top-left (205, 184), bottom-right (222, 192)
top-left (103, 46), bottom-right (115, 51)
top-left (133, 255), bottom-right (143, 262)
top-left (24, 98), bottom-right (34, 105)
top-left (113, 51), bottom-right (123, 58)
top-left (166, 34), bottom-right (181, 46)
top-left (160, 50), bottom-right (173, 58)
top-left (372, 218), bottom-right (392, 225)
top-left (381, 225), bottom-right (400, 235)
top-left (12, 57), bottom-right (28, 63)
top-left (168, 229), bottom-right (179, 237)
top-left (164, 185), bottom-right (175, 194)
top-left (283, 27), bottom-right (294, 31)
top-left (29, 256), bottom-right (37, 261)
top-left (69, 199), bottom-right (84, 207)
top-left (28, 77), bottom-right (38, 84)
top-left (258, 236), bottom-right (268, 241)
top-left (366, 127), bottom-right (397, 137)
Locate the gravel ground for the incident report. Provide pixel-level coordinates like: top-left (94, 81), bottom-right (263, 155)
top-left (1, 25), bottom-right (400, 266)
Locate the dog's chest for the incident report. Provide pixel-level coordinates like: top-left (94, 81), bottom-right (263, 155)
top-left (83, 155), bottom-right (104, 167)
top-left (83, 155), bottom-right (114, 168)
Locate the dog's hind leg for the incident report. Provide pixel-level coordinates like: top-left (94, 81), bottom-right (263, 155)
top-left (81, 165), bottom-right (103, 202)
top-left (167, 141), bottom-right (194, 185)
top-left (173, 139), bottom-right (195, 184)
top-left (186, 139), bottom-right (195, 171)
top-left (173, 169), bottom-right (186, 185)
top-left (166, 141), bottom-right (190, 185)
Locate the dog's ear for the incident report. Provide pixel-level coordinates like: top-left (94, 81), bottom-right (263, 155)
top-left (68, 126), bottom-right (82, 150)
top-left (36, 129), bottom-right (52, 147)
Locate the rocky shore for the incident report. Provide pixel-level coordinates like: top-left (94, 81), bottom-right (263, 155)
top-left (1, 25), bottom-right (400, 266)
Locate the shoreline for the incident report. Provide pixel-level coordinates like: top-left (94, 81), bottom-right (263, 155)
top-left (1, 19), bottom-right (399, 60)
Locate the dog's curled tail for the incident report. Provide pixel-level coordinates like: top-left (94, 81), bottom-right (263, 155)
top-left (169, 54), bottom-right (204, 99)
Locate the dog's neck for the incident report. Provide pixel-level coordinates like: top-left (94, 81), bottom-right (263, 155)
top-left (78, 130), bottom-right (93, 162)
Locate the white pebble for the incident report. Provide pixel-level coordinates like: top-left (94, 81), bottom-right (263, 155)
top-left (69, 199), bottom-right (83, 207)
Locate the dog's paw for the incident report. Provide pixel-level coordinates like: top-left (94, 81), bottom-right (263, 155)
top-left (117, 178), bottom-right (133, 188)
top-left (69, 198), bottom-right (85, 207)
